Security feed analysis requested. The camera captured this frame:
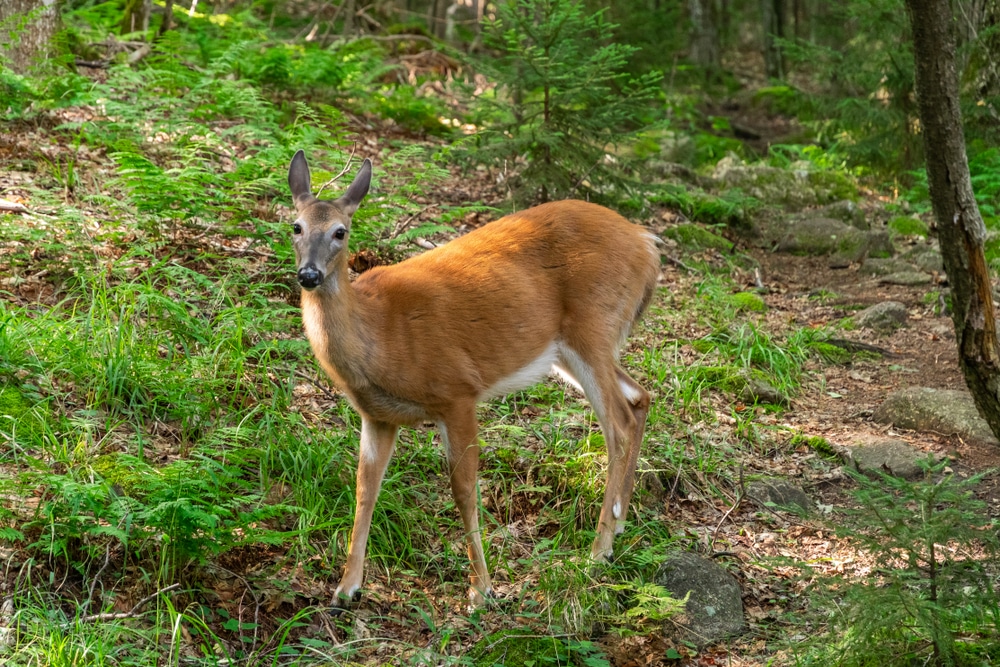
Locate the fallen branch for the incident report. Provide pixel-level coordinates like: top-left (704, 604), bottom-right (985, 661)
top-left (0, 199), bottom-right (28, 214)
top-left (315, 144), bottom-right (359, 199)
top-left (76, 583), bottom-right (181, 624)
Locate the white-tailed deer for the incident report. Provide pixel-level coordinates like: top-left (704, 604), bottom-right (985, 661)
top-left (288, 150), bottom-right (661, 607)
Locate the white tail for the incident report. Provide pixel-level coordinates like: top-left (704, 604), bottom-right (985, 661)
top-left (288, 151), bottom-right (661, 607)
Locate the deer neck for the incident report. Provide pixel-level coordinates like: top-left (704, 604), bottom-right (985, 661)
top-left (300, 269), bottom-right (373, 391)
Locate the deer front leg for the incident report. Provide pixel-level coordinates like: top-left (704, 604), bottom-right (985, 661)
top-left (334, 417), bottom-right (398, 607)
top-left (441, 408), bottom-right (492, 608)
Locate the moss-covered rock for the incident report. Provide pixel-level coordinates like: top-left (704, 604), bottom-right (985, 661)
top-left (728, 292), bottom-right (767, 313)
top-left (664, 223), bottom-right (734, 252)
top-left (711, 157), bottom-right (857, 211)
top-left (469, 630), bottom-right (570, 666)
top-left (888, 215), bottom-right (929, 238)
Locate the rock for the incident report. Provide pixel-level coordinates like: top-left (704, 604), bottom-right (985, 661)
top-left (812, 200), bottom-right (869, 230)
top-left (859, 258), bottom-right (918, 277)
top-left (879, 271), bottom-right (931, 286)
top-left (656, 552), bottom-right (746, 647)
top-left (865, 230), bottom-right (896, 258)
top-left (775, 217), bottom-right (869, 260)
top-left (747, 479), bottom-right (812, 512)
top-left (849, 439), bottom-right (927, 479)
top-left (738, 378), bottom-right (789, 406)
top-left (888, 216), bottom-right (930, 237)
top-left (711, 157), bottom-right (854, 211)
top-left (906, 248), bottom-right (944, 273)
top-left (873, 387), bottom-right (1000, 446)
top-left (854, 301), bottom-right (908, 332)
top-left (664, 223), bottom-right (734, 252)
top-left (728, 292), bottom-right (767, 313)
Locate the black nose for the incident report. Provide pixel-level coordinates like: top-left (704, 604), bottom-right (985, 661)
top-left (297, 266), bottom-right (323, 289)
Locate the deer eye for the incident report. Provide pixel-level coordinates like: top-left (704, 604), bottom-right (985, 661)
top-left (334, 228), bottom-right (347, 240)
top-left (292, 222), bottom-right (302, 235)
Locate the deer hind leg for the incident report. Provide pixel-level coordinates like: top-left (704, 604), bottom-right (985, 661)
top-left (555, 347), bottom-right (639, 562)
top-left (334, 416), bottom-right (399, 607)
top-left (440, 406), bottom-right (492, 607)
top-left (612, 367), bottom-right (650, 536)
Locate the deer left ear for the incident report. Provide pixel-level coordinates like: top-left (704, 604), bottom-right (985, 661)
top-left (288, 150), bottom-right (317, 211)
top-left (336, 158), bottom-right (372, 217)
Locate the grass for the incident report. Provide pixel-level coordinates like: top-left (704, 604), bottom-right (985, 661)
top-left (0, 3), bottom-right (938, 664)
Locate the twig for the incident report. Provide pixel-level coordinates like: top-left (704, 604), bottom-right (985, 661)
top-left (75, 59), bottom-right (111, 69)
top-left (754, 267), bottom-right (766, 292)
top-left (708, 463), bottom-right (744, 554)
top-left (293, 369), bottom-right (339, 401)
top-left (76, 583), bottom-right (181, 624)
top-left (315, 144), bottom-right (359, 199)
top-left (359, 33), bottom-right (438, 44)
top-left (664, 254), bottom-right (695, 273)
top-left (390, 204), bottom-right (438, 239)
top-left (413, 237), bottom-right (437, 250)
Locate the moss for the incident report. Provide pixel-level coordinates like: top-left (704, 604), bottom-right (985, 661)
top-left (93, 454), bottom-right (148, 495)
top-left (888, 216), bottom-right (929, 238)
top-left (810, 342), bottom-right (852, 364)
top-left (808, 170), bottom-right (858, 202)
top-left (664, 223), bottom-right (733, 252)
top-left (789, 432), bottom-right (837, 459)
top-left (728, 291), bottom-right (767, 313)
top-left (0, 384), bottom-right (47, 444)
top-left (470, 630), bottom-right (570, 666)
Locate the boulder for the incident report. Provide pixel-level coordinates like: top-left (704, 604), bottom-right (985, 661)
top-left (873, 387), bottom-right (1000, 446)
top-left (811, 200), bottom-right (868, 230)
top-left (860, 258), bottom-right (918, 277)
top-left (656, 552), bottom-right (746, 647)
top-left (711, 157), bottom-right (854, 211)
top-left (879, 271), bottom-right (931, 286)
top-left (849, 440), bottom-right (927, 479)
top-left (775, 217), bottom-right (869, 260)
top-left (854, 301), bottom-right (908, 332)
top-left (746, 479), bottom-right (812, 512)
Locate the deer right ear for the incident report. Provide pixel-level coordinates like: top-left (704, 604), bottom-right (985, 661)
top-left (337, 158), bottom-right (372, 217)
top-left (288, 150), bottom-right (316, 211)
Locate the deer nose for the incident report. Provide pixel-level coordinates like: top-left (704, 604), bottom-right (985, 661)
top-left (297, 265), bottom-right (323, 289)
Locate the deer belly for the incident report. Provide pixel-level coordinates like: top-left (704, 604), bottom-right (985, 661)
top-left (480, 341), bottom-right (559, 401)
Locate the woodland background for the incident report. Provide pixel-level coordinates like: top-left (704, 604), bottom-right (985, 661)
top-left (1, 0), bottom-right (1000, 665)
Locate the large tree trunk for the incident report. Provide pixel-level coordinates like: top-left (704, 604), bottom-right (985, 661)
top-left (0, 0), bottom-right (59, 74)
top-left (905, 0), bottom-right (1000, 440)
top-left (761, 0), bottom-right (785, 79)
top-left (689, 0), bottom-right (720, 72)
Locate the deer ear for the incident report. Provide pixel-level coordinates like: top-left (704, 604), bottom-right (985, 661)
top-left (288, 150), bottom-right (316, 211)
top-left (336, 158), bottom-right (372, 217)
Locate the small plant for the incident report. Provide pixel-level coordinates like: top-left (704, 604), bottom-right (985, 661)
top-left (468, 0), bottom-right (661, 203)
top-left (796, 458), bottom-right (1000, 666)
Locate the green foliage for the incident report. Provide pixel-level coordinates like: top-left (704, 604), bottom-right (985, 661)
top-left (797, 459), bottom-right (1000, 665)
top-left (467, 0), bottom-right (661, 203)
top-left (650, 185), bottom-right (761, 228)
top-left (663, 223), bottom-right (734, 252)
top-left (888, 215), bottom-right (929, 237)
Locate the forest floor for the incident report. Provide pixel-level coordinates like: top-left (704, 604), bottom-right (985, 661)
top-left (2, 106), bottom-right (999, 666)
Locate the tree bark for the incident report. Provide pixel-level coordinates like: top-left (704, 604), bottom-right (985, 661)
top-left (0, 0), bottom-right (59, 74)
top-left (689, 0), bottom-right (720, 72)
top-left (905, 0), bottom-right (1000, 440)
top-left (761, 0), bottom-right (785, 79)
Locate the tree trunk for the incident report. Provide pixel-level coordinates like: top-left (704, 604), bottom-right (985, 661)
top-left (761, 0), bottom-right (785, 79)
top-left (689, 0), bottom-right (720, 72)
top-left (905, 0), bottom-right (1000, 440)
top-left (0, 0), bottom-right (59, 74)
top-left (121, 0), bottom-right (152, 35)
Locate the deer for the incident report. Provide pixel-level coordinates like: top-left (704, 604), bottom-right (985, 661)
top-left (287, 150), bottom-right (661, 608)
